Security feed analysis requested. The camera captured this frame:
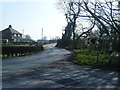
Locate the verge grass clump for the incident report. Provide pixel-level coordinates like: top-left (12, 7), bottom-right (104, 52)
top-left (73, 49), bottom-right (109, 66)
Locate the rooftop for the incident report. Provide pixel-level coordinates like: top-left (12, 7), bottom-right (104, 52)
top-left (2, 25), bottom-right (22, 35)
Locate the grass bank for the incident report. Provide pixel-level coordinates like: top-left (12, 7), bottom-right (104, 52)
top-left (70, 49), bottom-right (120, 71)
top-left (73, 49), bottom-right (109, 66)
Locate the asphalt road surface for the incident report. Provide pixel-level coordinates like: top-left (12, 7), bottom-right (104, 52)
top-left (2, 43), bottom-right (71, 81)
top-left (2, 43), bottom-right (120, 88)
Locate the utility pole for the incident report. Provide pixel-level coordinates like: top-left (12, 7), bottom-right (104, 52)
top-left (41, 28), bottom-right (43, 40)
top-left (22, 29), bottom-right (24, 38)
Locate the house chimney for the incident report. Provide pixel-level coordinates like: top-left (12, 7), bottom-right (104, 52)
top-left (9, 25), bottom-right (12, 28)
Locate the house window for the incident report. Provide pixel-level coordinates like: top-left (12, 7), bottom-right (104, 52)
top-left (18, 34), bottom-right (21, 36)
top-left (14, 34), bottom-right (16, 36)
top-left (14, 39), bottom-right (17, 42)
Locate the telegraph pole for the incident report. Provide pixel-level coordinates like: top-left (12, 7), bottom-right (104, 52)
top-left (22, 29), bottom-right (24, 38)
top-left (41, 28), bottom-right (43, 40)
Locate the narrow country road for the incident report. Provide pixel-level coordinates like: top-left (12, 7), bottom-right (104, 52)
top-left (2, 43), bottom-right (71, 81)
top-left (2, 43), bottom-right (120, 88)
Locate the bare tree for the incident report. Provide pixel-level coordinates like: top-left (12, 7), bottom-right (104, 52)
top-left (58, 0), bottom-right (94, 48)
top-left (81, 0), bottom-right (120, 35)
top-left (57, 0), bottom-right (120, 49)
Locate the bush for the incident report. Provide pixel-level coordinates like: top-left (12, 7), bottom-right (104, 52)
top-left (2, 45), bottom-right (43, 58)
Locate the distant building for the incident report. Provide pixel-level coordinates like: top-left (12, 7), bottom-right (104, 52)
top-left (0, 25), bottom-right (22, 43)
top-left (37, 39), bottom-right (49, 45)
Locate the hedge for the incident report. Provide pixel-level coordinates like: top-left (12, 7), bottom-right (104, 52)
top-left (2, 45), bottom-right (43, 58)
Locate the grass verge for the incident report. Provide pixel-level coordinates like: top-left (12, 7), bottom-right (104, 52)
top-left (72, 49), bottom-right (109, 66)
top-left (71, 49), bottom-right (120, 71)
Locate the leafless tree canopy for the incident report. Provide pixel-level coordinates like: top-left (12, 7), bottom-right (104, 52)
top-left (57, 0), bottom-right (120, 48)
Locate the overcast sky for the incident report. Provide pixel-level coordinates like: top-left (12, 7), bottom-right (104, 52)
top-left (0, 0), bottom-right (66, 40)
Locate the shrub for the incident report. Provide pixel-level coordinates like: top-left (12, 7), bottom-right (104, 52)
top-left (2, 45), bottom-right (43, 58)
